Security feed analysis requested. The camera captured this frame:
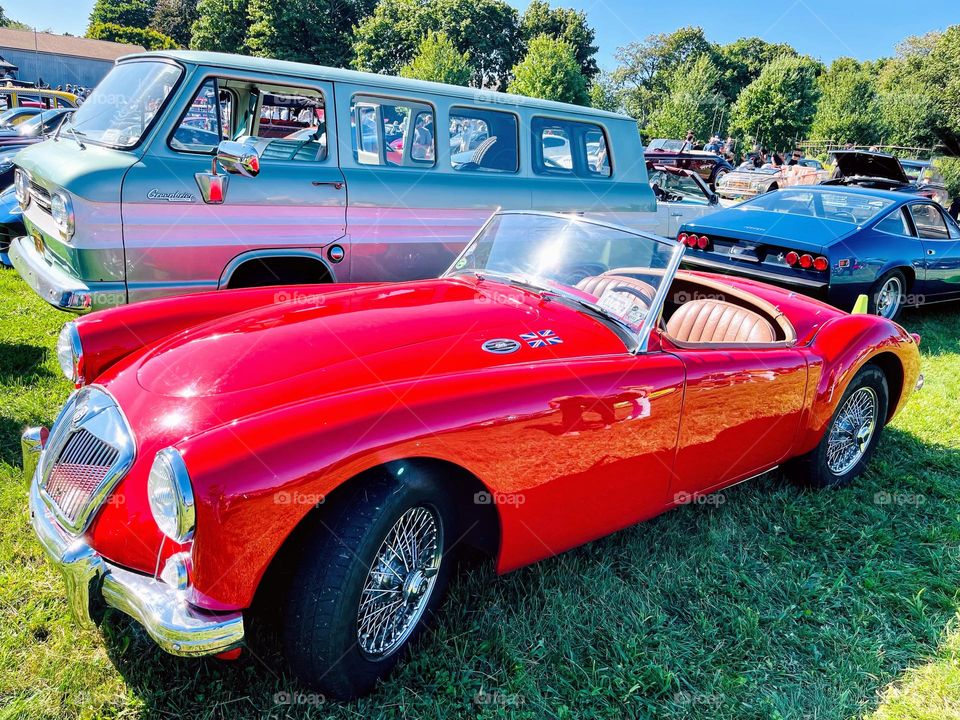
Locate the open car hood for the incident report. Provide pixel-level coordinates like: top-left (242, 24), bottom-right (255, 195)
top-left (832, 151), bottom-right (908, 184)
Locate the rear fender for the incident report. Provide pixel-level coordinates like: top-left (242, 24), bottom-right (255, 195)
top-left (794, 314), bottom-right (920, 456)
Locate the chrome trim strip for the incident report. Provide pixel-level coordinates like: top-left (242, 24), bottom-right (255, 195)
top-left (681, 253), bottom-right (829, 289)
top-left (26, 440), bottom-right (245, 656)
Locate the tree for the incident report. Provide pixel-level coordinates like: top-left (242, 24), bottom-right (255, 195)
top-left (0, 4), bottom-right (30, 29)
top-left (88, 0), bottom-right (156, 30)
top-left (588, 72), bottom-right (622, 113)
top-left (151, 0), bottom-right (199, 47)
top-left (352, 0), bottom-right (521, 89)
top-left (810, 58), bottom-right (882, 145)
top-left (716, 36), bottom-right (797, 104)
top-left (87, 22), bottom-right (178, 50)
top-left (612, 26), bottom-right (718, 125)
top-left (508, 34), bottom-right (588, 106)
top-left (875, 32), bottom-right (943, 149)
top-left (246, 0), bottom-right (370, 67)
top-left (191, 0), bottom-right (249, 53)
top-left (645, 54), bottom-right (723, 141)
top-left (520, 0), bottom-right (597, 80)
top-left (920, 25), bottom-right (960, 154)
top-left (400, 31), bottom-right (471, 85)
top-left (728, 55), bottom-right (821, 151)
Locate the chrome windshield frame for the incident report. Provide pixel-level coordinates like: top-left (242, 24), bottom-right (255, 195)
top-left (443, 210), bottom-right (685, 354)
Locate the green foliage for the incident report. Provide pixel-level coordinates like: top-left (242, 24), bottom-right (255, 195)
top-left (934, 157), bottom-right (960, 199)
top-left (588, 72), bottom-right (622, 113)
top-left (613, 26), bottom-right (718, 125)
top-left (520, 0), bottom-right (597, 80)
top-left (352, 0), bottom-right (521, 89)
top-left (190, 0), bottom-right (249, 53)
top-left (729, 55), bottom-right (821, 151)
top-left (150, 0), bottom-right (199, 47)
top-left (645, 54), bottom-right (723, 141)
top-left (399, 31), bottom-right (471, 86)
top-left (717, 36), bottom-right (797, 104)
top-left (921, 25), bottom-right (960, 154)
top-left (508, 33), bottom-right (588, 106)
top-left (0, 4), bottom-right (29, 29)
top-left (246, 0), bottom-right (371, 67)
top-left (810, 58), bottom-right (882, 145)
top-left (88, 0), bottom-right (156, 30)
top-left (87, 21), bottom-right (177, 50)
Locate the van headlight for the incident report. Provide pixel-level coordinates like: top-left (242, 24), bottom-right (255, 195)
top-left (51, 190), bottom-right (75, 240)
top-left (55, 321), bottom-right (84, 385)
top-left (148, 448), bottom-right (196, 543)
top-left (14, 168), bottom-right (29, 208)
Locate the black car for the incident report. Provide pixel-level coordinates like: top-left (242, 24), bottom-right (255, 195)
top-left (823, 151), bottom-right (950, 208)
top-left (644, 141), bottom-right (735, 188)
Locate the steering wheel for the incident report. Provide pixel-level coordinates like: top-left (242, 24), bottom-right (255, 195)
top-left (558, 263), bottom-right (608, 286)
top-left (605, 283), bottom-right (653, 305)
top-left (834, 211), bottom-right (858, 223)
top-left (597, 284), bottom-right (652, 326)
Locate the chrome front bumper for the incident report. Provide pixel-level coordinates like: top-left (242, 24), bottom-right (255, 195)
top-left (8, 236), bottom-right (124, 313)
top-left (23, 427), bottom-right (245, 657)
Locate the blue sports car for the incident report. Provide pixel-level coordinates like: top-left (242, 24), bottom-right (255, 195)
top-left (677, 186), bottom-right (960, 319)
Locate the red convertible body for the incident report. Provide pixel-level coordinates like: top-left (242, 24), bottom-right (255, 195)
top-left (24, 212), bottom-right (921, 697)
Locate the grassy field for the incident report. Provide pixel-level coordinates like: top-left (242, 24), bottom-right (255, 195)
top-left (1, 265), bottom-right (959, 720)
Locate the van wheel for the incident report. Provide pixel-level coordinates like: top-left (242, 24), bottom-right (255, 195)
top-left (281, 472), bottom-right (456, 699)
top-left (785, 364), bottom-right (888, 488)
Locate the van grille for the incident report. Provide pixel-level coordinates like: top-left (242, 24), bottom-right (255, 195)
top-left (29, 180), bottom-right (51, 213)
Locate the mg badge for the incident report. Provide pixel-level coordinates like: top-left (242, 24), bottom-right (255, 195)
top-left (31, 230), bottom-right (44, 255)
top-left (482, 338), bottom-right (521, 354)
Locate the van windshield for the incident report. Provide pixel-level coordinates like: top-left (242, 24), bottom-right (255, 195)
top-left (68, 61), bottom-right (182, 148)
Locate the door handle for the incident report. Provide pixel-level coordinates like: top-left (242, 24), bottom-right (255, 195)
top-left (312, 181), bottom-right (343, 190)
top-left (927, 249), bottom-right (936, 255)
top-left (670, 212), bottom-right (683, 217)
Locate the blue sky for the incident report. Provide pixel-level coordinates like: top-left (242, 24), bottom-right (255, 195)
top-left (4, 0), bottom-right (957, 71)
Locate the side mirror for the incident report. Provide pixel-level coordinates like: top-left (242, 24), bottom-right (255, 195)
top-left (216, 140), bottom-right (260, 178)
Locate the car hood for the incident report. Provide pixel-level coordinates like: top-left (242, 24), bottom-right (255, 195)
top-left (832, 151), bottom-right (908, 184)
top-left (134, 277), bottom-right (625, 400)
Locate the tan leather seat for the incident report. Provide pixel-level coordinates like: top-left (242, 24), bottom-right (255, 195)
top-left (576, 275), bottom-right (657, 302)
top-left (667, 299), bottom-right (776, 344)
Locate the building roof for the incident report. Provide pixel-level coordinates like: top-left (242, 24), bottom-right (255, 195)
top-left (0, 28), bottom-right (144, 62)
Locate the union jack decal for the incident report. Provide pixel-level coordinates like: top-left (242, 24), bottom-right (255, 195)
top-left (520, 329), bottom-right (563, 348)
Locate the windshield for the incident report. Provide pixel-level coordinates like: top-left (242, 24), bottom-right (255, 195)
top-left (444, 212), bottom-right (682, 337)
top-left (69, 61), bottom-right (182, 148)
top-left (900, 163), bottom-right (924, 182)
top-left (739, 189), bottom-right (895, 224)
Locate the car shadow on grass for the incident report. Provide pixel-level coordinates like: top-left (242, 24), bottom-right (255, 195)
top-left (87, 426), bottom-right (960, 720)
top-left (0, 341), bottom-right (54, 384)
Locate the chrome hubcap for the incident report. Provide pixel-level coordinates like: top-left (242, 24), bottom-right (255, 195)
top-left (357, 505), bottom-right (442, 659)
top-left (876, 277), bottom-right (902, 318)
top-left (827, 387), bottom-right (878, 475)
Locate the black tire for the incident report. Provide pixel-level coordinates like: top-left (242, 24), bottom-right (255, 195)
top-left (281, 472), bottom-right (457, 699)
top-left (785, 364), bottom-right (889, 488)
top-left (868, 269), bottom-right (907, 320)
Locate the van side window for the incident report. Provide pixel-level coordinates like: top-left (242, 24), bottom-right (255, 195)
top-left (251, 89), bottom-right (327, 161)
top-left (449, 107), bottom-right (519, 173)
top-left (350, 95), bottom-right (435, 167)
top-left (171, 79), bottom-right (232, 153)
top-left (532, 118), bottom-right (612, 178)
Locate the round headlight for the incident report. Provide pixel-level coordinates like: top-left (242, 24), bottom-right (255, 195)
top-left (14, 168), bottom-right (29, 208)
top-left (148, 448), bottom-right (196, 543)
top-left (51, 190), bottom-right (75, 239)
top-left (55, 321), bottom-right (84, 385)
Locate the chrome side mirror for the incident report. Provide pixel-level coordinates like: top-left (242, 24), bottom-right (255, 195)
top-left (216, 140), bottom-right (260, 178)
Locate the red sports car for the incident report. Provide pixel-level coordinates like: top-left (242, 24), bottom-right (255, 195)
top-left (23, 212), bottom-right (921, 698)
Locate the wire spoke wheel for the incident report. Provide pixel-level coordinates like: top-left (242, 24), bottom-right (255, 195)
top-left (826, 387), bottom-right (878, 476)
top-left (356, 505), bottom-right (443, 659)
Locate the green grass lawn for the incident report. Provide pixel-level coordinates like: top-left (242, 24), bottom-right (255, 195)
top-left (1, 266), bottom-right (959, 720)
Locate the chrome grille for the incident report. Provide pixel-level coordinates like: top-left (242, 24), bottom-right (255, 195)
top-left (44, 429), bottom-right (120, 525)
top-left (29, 180), bottom-right (51, 213)
top-left (39, 387), bottom-right (135, 534)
